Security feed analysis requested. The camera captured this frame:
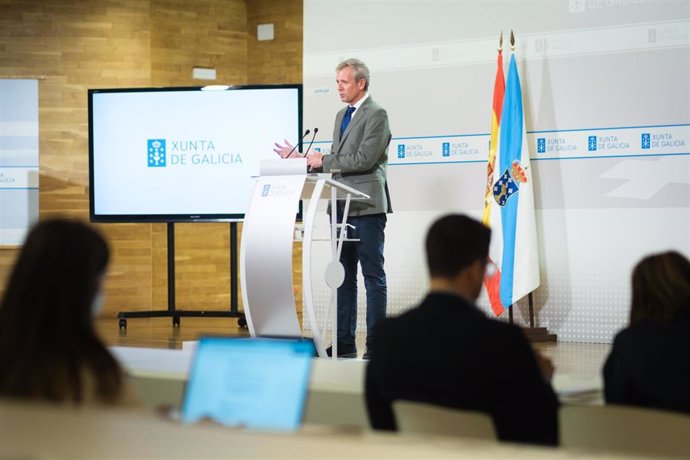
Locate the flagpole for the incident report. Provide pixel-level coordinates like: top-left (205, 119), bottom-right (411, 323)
top-left (528, 292), bottom-right (535, 328)
top-left (506, 29), bottom-right (517, 328)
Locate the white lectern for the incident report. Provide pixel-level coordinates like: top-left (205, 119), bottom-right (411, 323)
top-left (240, 159), bottom-right (370, 358)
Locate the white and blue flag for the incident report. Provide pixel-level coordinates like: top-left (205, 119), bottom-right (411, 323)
top-left (489, 54), bottom-right (540, 308)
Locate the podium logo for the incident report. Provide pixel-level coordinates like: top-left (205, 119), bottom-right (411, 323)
top-left (641, 133), bottom-right (651, 149)
top-left (442, 142), bottom-right (450, 157)
top-left (397, 144), bottom-right (405, 159)
top-left (261, 184), bottom-right (271, 197)
top-left (588, 136), bottom-right (597, 152)
top-left (148, 139), bottom-right (167, 167)
top-left (537, 138), bottom-right (546, 153)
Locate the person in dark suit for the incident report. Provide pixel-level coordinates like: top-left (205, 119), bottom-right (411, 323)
top-left (603, 251), bottom-right (690, 414)
top-left (365, 214), bottom-right (559, 445)
top-left (276, 58), bottom-right (392, 359)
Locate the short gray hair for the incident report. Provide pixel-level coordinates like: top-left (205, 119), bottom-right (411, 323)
top-left (336, 58), bottom-right (370, 91)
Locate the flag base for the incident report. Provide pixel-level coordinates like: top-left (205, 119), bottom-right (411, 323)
top-left (522, 327), bottom-right (557, 343)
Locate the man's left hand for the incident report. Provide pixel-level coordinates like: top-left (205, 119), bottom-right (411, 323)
top-left (307, 152), bottom-right (323, 170)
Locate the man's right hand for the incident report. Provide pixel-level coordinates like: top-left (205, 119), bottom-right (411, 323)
top-left (273, 139), bottom-right (300, 159)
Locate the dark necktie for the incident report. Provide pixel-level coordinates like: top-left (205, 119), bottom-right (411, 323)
top-left (339, 106), bottom-right (355, 140)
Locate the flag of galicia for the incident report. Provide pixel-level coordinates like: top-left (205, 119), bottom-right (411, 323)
top-left (488, 53), bottom-right (541, 309)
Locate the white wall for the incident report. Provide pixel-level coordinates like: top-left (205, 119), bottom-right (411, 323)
top-left (303, 0), bottom-right (690, 342)
top-left (0, 79), bottom-right (39, 246)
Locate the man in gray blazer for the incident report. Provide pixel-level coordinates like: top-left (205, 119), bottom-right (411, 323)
top-left (276, 58), bottom-right (392, 359)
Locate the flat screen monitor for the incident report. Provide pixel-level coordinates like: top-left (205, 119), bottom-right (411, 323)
top-left (88, 85), bottom-right (302, 222)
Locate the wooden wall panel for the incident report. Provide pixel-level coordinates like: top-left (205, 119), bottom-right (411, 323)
top-left (0, 0), bottom-right (305, 319)
top-left (247, 0), bottom-right (302, 84)
top-left (150, 0), bottom-right (247, 87)
top-left (0, 0), bottom-right (153, 313)
top-left (102, 223), bottom-right (154, 311)
top-left (0, 249), bottom-right (20, 298)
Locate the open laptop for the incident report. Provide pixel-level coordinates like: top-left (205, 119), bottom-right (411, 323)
top-left (181, 336), bottom-right (315, 431)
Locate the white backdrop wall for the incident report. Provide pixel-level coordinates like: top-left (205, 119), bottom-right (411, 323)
top-left (303, 0), bottom-right (690, 343)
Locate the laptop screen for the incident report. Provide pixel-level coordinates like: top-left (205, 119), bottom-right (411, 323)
top-left (181, 337), bottom-right (314, 431)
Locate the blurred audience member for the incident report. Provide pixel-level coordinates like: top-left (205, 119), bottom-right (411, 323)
top-left (604, 251), bottom-right (690, 413)
top-left (366, 214), bottom-right (559, 445)
top-left (0, 218), bottom-right (140, 406)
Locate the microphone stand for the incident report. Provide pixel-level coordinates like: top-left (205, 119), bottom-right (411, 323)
top-left (302, 128), bottom-right (319, 157)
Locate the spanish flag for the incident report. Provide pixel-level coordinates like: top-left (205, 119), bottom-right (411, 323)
top-left (482, 43), bottom-right (506, 316)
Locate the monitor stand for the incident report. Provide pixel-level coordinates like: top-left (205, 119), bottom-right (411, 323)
top-left (116, 222), bottom-right (246, 330)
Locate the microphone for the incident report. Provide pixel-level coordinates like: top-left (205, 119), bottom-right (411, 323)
top-left (285, 129), bottom-right (310, 158)
top-left (303, 128), bottom-right (319, 157)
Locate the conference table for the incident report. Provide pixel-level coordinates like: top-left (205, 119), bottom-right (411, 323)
top-left (0, 347), bottom-right (625, 459)
top-left (0, 399), bottom-right (640, 459)
top-left (111, 344), bottom-right (603, 428)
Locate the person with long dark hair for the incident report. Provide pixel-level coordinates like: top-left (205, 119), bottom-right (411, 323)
top-left (603, 251), bottom-right (690, 413)
top-left (0, 218), bottom-right (140, 405)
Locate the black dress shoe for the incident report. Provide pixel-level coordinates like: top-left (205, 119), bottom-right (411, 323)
top-left (362, 347), bottom-right (372, 360)
top-left (326, 343), bottom-right (357, 358)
